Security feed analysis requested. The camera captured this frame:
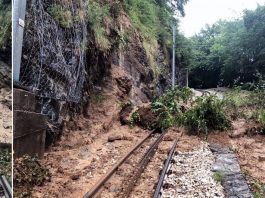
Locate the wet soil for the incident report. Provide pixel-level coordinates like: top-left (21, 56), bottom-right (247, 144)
top-left (208, 119), bottom-right (265, 185)
top-left (32, 81), bottom-right (265, 197)
top-left (0, 88), bottom-right (11, 144)
top-left (32, 66), bottom-right (151, 197)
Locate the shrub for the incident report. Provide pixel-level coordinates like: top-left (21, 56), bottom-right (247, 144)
top-left (255, 110), bottom-right (265, 126)
top-left (88, 1), bottom-right (111, 51)
top-left (48, 4), bottom-right (73, 28)
top-left (151, 87), bottom-right (193, 130)
top-left (130, 111), bottom-right (140, 126)
top-left (14, 155), bottom-right (50, 197)
top-left (152, 100), bottom-right (180, 130)
top-left (184, 95), bottom-right (231, 137)
top-left (0, 0), bottom-right (11, 47)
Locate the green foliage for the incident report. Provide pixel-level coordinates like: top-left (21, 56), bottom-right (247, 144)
top-left (213, 171), bottom-right (224, 183)
top-left (184, 95), bottom-right (231, 136)
top-left (88, 1), bottom-right (111, 51)
top-left (90, 92), bottom-right (107, 104)
top-left (48, 4), bottom-right (73, 28)
top-left (124, 0), bottom-right (188, 77)
top-left (0, 0), bottom-right (11, 48)
top-left (151, 87), bottom-right (193, 130)
top-left (130, 111), bottom-right (140, 126)
top-left (189, 5), bottom-right (265, 88)
top-left (152, 100), bottom-right (180, 130)
top-left (0, 149), bottom-right (11, 181)
top-left (14, 155), bottom-right (50, 198)
top-left (257, 111), bottom-right (265, 125)
top-left (118, 100), bottom-right (132, 109)
top-left (150, 88), bottom-right (231, 134)
top-left (155, 87), bottom-right (194, 105)
top-left (252, 181), bottom-right (265, 198)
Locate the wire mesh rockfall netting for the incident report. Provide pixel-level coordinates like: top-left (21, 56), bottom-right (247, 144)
top-left (20, 0), bottom-right (87, 102)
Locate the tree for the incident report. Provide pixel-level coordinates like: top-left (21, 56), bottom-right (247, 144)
top-left (188, 5), bottom-right (265, 88)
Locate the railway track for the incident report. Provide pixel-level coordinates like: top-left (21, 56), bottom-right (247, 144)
top-left (83, 130), bottom-right (167, 198)
top-left (0, 176), bottom-right (11, 198)
top-left (153, 139), bottom-right (178, 198)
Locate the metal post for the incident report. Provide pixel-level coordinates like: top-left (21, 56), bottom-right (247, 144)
top-left (186, 68), bottom-right (189, 87)
top-left (13, 0), bottom-right (27, 82)
top-left (172, 26), bottom-right (176, 88)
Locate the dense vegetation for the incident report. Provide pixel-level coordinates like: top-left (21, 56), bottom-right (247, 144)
top-left (0, 149), bottom-right (11, 181)
top-left (188, 5), bottom-right (265, 89)
top-left (0, 0), bottom-right (11, 49)
top-left (85, 0), bottom-right (188, 77)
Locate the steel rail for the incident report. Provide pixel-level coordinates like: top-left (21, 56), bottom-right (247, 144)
top-left (83, 131), bottom-right (154, 198)
top-left (121, 131), bottom-right (167, 198)
top-left (0, 176), bottom-right (12, 198)
top-left (153, 139), bottom-right (178, 198)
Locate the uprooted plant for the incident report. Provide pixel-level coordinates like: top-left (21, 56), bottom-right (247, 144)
top-left (184, 95), bottom-right (231, 137)
top-left (150, 87), bottom-right (194, 130)
top-left (129, 87), bottom-right (231, 137)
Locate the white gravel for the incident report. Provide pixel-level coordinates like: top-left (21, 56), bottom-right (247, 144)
top-left (161, 143), bottom-right (225, 198)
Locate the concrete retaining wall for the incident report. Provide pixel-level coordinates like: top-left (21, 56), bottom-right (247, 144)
top-left (13, 88), bottom-right (47, 158)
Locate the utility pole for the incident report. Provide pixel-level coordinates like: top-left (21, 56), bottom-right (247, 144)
top-left (172, 26), bottom-right (176, 88)
top-left (13, 0), bottom-right (27, 82)
top-left (186, 68), bottom-right (189, 87)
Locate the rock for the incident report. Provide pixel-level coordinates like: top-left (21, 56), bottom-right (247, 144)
top-left (108, 135), bottom-right (123, 142)
top-left (211, 144), bottom-right (253, 198)
top-left (115, 76), bottom-right (132, 95)
top-left (57, 167), bottom-right (64, 174)
top-left (161, 144), bottom-right (225, 198)
top-left (107, 135), bottom-right (133, 142)
top-left (70, 173), bottom-right (81, 180)
top-left (229, 128), bottom-right (246, 138)
top-left (136, 106), bottom-right (157, 130)
top-left (163, 136), bottom-right (174, 141)
top-left (258, 156), bottom-right (265, 162)
top-left (119, 102), bottom-right (133, 125)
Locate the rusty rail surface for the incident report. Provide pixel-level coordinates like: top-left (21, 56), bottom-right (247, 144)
top-left (153, 139), bottom-right (178, 198)
top-left (121, 131), bottom-right (167, 198)
top-left (83, 131), bottom-right (155, 198)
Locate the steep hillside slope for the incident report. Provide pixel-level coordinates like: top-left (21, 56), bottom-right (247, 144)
top-left (0, 0), bottom-right (11, 144)
top-left (17, 0), bottom-right (186, 146)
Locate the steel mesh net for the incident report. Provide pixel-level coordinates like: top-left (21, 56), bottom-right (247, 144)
top-left (20, 0), bottom-right (87, 102)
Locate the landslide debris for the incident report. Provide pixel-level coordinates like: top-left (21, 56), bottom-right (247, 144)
top-left (14, 155), bottom-right (51, 198)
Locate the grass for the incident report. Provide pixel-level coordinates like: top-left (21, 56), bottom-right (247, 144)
top-left (0, 0), bottom-right (11, 48)
top-left (213, 171), bottom-right (224, 183)
top-left (90, 92), bottom-right (107, 104)
top-left (130, 111), bottom-right (140, 127)
top-left (223, 87), bottom-right (265, 125)
top-left (48, 4), bottom-right (73, 28)
top-left (124, 0), bottom-right (176, 78)
top-left (224, 88), bottom-right (251, 107)
top-left (87, 1), bottom-right (111, 51)
top-left (252, 181), bottom-right (265, 198)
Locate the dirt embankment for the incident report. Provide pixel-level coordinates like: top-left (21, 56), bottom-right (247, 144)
top-left (31, 65), bottom-right (153, 197)
top-left (0, 61), bottom-right (11, 144)
top-left (208, 119), bottom-right (265, 186)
